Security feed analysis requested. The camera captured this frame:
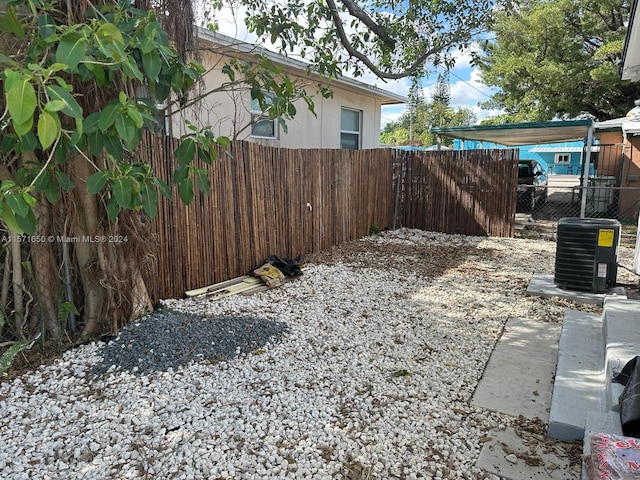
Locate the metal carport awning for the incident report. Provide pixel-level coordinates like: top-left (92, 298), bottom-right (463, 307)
top-left (430, 119), bottom-right (593, 146)
top-left (431, 119), bottom-right (596, 218)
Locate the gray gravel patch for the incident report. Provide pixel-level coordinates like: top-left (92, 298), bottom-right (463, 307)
top-left (93, 309), bottom-right (289, 376)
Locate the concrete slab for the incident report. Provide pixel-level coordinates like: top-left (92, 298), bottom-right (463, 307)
top-left (472, 318), bottom-right (560, 422)
top-left (526, 274), bottom-right (626, 306)
top-left (495, 317), bottom-right (562, 358)
top-left (547, 310), bottom-right (603, 441)
top-left (476, 428), bottom-right (580, 480)
top-left (601, 297), bottom-right (640, 412)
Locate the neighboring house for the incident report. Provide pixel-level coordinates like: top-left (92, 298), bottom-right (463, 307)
top-left (170, 29), bottom-right (407, 149)
top-left (451, 138), bottom-right (596, 176)
top-left (526, 143), bottom-right (598, 175)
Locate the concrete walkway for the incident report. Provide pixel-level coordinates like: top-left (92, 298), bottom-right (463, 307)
top-left (473, 317), bottom-right (580, 479)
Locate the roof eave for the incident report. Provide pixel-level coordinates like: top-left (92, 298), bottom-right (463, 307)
top-left (431, 120), bottom-right (594, 146)
top-left (622, 0), bottom-right (640, 81)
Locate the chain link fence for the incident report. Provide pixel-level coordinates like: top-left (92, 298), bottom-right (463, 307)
top-left (515, 175), bottom-right (640, 241)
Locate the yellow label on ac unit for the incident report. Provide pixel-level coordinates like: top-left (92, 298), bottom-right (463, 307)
top-left (598, 229), bottom-right (615, 247)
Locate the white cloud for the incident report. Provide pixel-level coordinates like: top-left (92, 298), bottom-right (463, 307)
top-left (450, 43), bottom-right (480, 71)
top-left (450, 69), bottom-right (492, 108)
top-left (381, 106), bottom-right (405, 128)
top-left (470, 105), bottom-right (505, 124)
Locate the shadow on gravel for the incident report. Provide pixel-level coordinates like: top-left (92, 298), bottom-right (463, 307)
top-left (305, 234), bottom-right (490, 280)
top-left (93, 310), bottom-right (289, 376)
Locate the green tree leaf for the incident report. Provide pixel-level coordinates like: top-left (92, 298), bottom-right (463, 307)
top-left (12, 118), bottom-right (33, 138)
top-left (22, 192), bottom-right (36, 208)
top-left (60, 301), bottom-right (80, 315)
top-left (112, 177), bottom-right (132, 208)
top-left (178, 178), bottom-right (194, 205)
top-left (0, 6), bottom-right (24, 39)
top-left (0, 339), bottom-right (32, 376)
top-left (115, 113), bottom-right (136, 147)
top-left (87, 130), bottom-right (105, 157)
top-left (195, 170), bottom-right (211, 194)
top-left (54, 171), bottom-right (74, 191)
top-left (38, 13), bottom-right (56, 39)
top-left (37, 111), bottom-right (60, 150)
top-left (106, 197), bottom-right (120, 223)
top-left (173, 164), bottom-right (189, 184)
top-left (96, 22), bottom-right (125, 45)
top-left (174, 138), bottom-right (196, 166)
top-left (6, 72), bottom-right (37, 127)
top-left (140, 183), bottom-right (159, 218)
top-left (5, 193), bottom-right (29, 217)
top-left (55, 33), bottom-right (87, 71)
top-left (18, 132), bottom-right (38, 152)
top-left (15, 209), bottom-right (36, 235)
top-left (126, 105), bottom-right (144, 129)
top-left (44, 179), bottom-right (60, 203)
top-left (33, 171), bottom-right (50, 193)
top-left (44, 100), bottom-right (67, 113)
top-left (99, 104), bottom-right (119, 132)
top-left (152, 177), bottom-right (172, 198)
top-left (86, 171), bottom-right (110, 194)
top-left (142, 50), bottom-right (161, 81)
top-left (103, 134), bottom-right (124, 160)
top-left (0, 203), bottom-right (23, 234)
top-left (46, 85), bottom-right (83, 119)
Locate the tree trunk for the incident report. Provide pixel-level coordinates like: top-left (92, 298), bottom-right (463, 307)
top-left (10, 238), bottom-right (24, 338)
top-left (0, 248), bottom-right (10, 336)
top-left (31, 196), bottom-right (61, 340)
top-left (68, 153), bottom-right (154, 338)
top-left (68, 154), bottom-right (107, 338)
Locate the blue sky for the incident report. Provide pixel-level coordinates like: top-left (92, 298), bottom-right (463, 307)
top-left (359, 45), bottom-right (504, 128)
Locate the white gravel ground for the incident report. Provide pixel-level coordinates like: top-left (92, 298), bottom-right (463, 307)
top-left (0, 228), bottom-right (637, 480)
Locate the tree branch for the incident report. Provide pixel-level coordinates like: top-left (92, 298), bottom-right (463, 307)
top-left (336, 0), bottom-right (396, 49)
top-left (325, 0), bottom-right (469, 80)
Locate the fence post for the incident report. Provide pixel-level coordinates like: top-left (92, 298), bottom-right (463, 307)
top-left (580, 123), bottom-right (595, 218)
top-left (391, 152), bottom-right (404, 230)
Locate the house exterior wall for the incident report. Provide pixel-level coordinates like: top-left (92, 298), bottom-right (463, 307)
top-left (598, 131), bottom-right (625, 178)
top-left (596, 131), bottom-right (640, 220)
top-left (620, 134), bottom-right (640, 219)
top-left (169, 48), bottom-right (385, 149)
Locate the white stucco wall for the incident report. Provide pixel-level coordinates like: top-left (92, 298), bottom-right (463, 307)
top-left (168, 48), bottom-right (388, 149)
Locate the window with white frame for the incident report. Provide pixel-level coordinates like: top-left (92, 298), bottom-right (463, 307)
top-left (340, 107), bottom-right (361, 150)
top-left (250, 93), bottom-right (277, 139)
top-left (555, 153), bottom-right (570, 163)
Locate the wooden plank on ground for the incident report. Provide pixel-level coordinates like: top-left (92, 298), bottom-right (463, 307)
top-left (185, 275), bottom-right (261, 297)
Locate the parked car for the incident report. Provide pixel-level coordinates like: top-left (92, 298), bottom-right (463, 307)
top-left (517, 159), bottom-right (548, 212)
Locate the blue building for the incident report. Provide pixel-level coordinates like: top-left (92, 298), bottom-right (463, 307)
top-left (452, 138), bottom-right (596, 176)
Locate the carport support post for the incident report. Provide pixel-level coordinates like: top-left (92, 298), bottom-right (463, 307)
top-left (579, 123), bottom-right (595, 219)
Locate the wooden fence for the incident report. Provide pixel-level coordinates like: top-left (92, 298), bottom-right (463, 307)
top-left (393, 149), bottom-right (518, 237)
top-left (145, 136), bottom-right (395, 299)
top-left (145, 135), bottom-right (518, 299)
